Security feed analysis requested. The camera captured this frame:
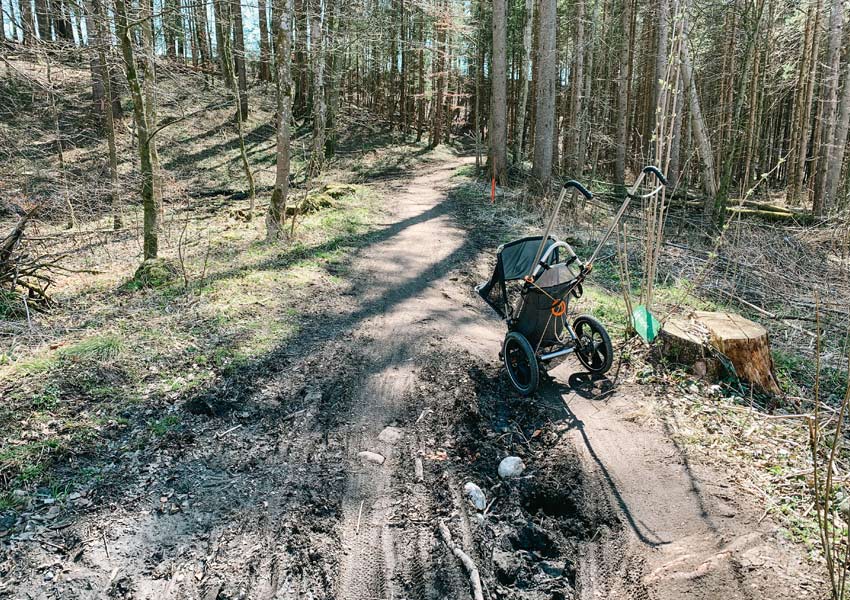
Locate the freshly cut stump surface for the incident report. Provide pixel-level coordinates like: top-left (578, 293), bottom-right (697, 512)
top-left (660, 310), bottom-right (780, 394)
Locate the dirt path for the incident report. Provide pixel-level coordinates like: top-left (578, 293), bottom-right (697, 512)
top-left (321, 155), bottom-right (822, 599)
top-left (333, 156), bottom-right (497, 598)
top-left (2, 153), bottom-right (824, 599)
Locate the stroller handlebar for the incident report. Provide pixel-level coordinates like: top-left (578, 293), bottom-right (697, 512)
top-left (563, 180), bottom-right (593, 199)
top-left (642, 165), bottom-right (668, 186)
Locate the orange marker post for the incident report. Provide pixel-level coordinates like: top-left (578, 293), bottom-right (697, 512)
top-left (491, 176), bottom-right (496, 204)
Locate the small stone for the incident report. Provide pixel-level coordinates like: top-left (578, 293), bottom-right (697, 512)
top-left (463, 482), bottom-right (486, 511)
top-left (357, 451), bottom-right (385, 465)
top-left (498, 456), bottom-right (526, 479)
top-left (539, 560), bottom-right (564, 578)
top-left (688, 383), bottom-right (700, 394)
top-left (43, 571), bottom-right (54, 582)
top-left (378, 427), bottom-right (403, 444)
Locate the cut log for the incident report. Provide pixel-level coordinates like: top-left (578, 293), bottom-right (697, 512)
top-left (659, 311), bottom-right (781, 395)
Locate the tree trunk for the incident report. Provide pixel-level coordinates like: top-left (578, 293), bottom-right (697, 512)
top-left (221, 0), bottom-right (255, 214)
top-left (84, 0), bottom-right (105, 115)
top-left (34, 0), bottom-right (51, 41)
top-left (532, 0), bottom-right (557, 187)
top-left (92, 0), bottom-right (121, 229)
top-left (213, 0), bottom-right (234, 87)
top-left (565, 0), bottom-right (584, 176)
top-left (824, 47), bottom-right (850, 212)
top-left (399, 0), bottom-right (407, 134)
top-left (54, 0), bottom-right (74, 41)
top-left (193, 0), bottom-right (211, 66)
top-left (142, 0), bottom-right (162, 213)
top-left (114, 0), bottom-right (158, 259)
top-left (231, 0), bottom-right (248, 119)
top-left (429, 0), bottom-right (446, 148)
top-left (791, 0), bottom-right (823, 205)
top-left (512, 0), bottom-right (533, 165)
top-left (258, 0), bottom-right (271, 81)
top-left (490, 0), bottom-right (508, 183)
top-left (816, 0), bottom-right (847, 215)
top-left (680, 40), bottom-right (718, 207)
top-left (661, 311), bottom-right (781, 395)
top-left (613, 0), bottom-right (630, 191)
top-left (19, 0), bottom-right (36, 44)
top-left (653, 0), bottom-right (668, 161)
top-left (309, 0), bottom-right (326, 175)
top-left (164, 0), bottom-right (178, 57)
top-left (268, 0), bottom-right (293, 240)
top-left (415, 6), bottom-right (425, 142)
top-left (667, 70), bottom-right (683, 189)
top-left (325, 0), bottom-right (342, 156)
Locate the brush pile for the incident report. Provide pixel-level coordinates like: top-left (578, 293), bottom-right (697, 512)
top-left (0, 206), bottom-right (63, 317)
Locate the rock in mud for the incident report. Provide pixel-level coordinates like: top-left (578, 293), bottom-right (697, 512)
top-left (539, 560), bottom-right (565, 578)
top-left (357, 451), bottom-right (385, 465)
top-left (378, 426), bottom-right (403, 444)
top-left (464, 482), bottom-right (487, 510)
top-left (498, 456), bottom-right (526, 479)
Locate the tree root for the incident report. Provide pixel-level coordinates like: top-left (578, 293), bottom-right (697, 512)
top-left (437, 520), bottom-right (484, 600)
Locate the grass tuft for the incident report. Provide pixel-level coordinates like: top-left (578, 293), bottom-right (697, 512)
top-left (58, 334), bottom-right (123, 362)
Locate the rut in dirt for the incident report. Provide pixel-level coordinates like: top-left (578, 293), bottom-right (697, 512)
top-left (325, 155), bottom-right (629, 600)
top-left (1, 155), bottom-right (630, 600)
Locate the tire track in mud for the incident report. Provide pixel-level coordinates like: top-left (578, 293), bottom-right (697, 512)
top-left (331, 155), bottom-right (634, 600)
top-left (332, 156), bottom-right (489, 600)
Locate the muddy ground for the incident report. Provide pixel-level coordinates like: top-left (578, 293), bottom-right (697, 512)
top-left (1, 155), bottom-right (827, 599)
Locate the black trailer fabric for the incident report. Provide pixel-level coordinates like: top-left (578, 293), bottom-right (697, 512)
top-left (476, 253), bottom-right (509, 318)
top-left (476, 236), bottom-right (559, 320)
top-left (514, 280), bottom-right (574, 348)
top-left (499, 236), bottom-right (559, 281)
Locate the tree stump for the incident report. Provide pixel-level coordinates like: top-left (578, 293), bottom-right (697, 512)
top-left (659, 311), bottom-right (780, 395)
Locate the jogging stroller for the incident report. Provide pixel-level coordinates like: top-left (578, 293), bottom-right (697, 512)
top-left (476, 167), bottom-right (667, 395)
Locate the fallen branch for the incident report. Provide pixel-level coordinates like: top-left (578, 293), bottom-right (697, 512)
top-left (437, 520), bottom-right (484, 600)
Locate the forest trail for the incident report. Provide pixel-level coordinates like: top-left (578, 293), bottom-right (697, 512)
top-left (330, 153), bottom-right (821, 600)
top-left (333, 155), bottom-right (498, 598)
top-left (3, 153), bottom-right (823, 600)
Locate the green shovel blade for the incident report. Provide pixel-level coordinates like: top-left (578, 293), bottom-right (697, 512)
top-left (632, 305), bottom-right (660, 343)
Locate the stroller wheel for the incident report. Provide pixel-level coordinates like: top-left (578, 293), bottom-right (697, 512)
top-left (503, 332), bottom-right (539, 396)
top-left (574, 315), bottom-right (613, 374)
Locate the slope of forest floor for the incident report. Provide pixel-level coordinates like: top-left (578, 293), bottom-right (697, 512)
top-left (0, 58), bottom-right (842, 599)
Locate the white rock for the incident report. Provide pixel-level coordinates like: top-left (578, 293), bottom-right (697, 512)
top-left (464, 482), bottom-right (486, 511)
top-left (357, 451), bottom-right (385, 466)
top-left (498, 456), bottom-right (526, 479)
top-left (414, 458), bottom-right (424, 482)
top-left (378, 426), bottom-right (403, 444)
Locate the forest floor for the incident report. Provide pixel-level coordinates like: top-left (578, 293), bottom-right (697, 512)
top-left (0, 52), bottom-right (839, 600)
top-left (0, 145), bottom-right (830, 599)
